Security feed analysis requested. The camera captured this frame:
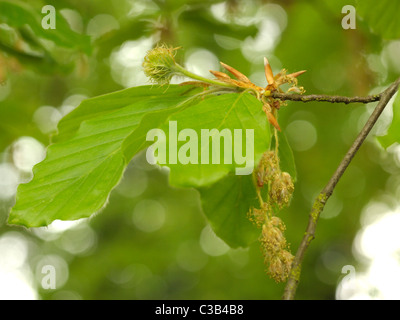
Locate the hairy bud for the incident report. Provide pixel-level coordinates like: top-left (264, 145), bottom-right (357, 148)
top-left (257, 151), bottom-right (280, 186)
top-left (143, 45), bottom-right (180, 85)
top-left (269, 171), bottom-right (294, 208)
top-left (261, 220), bottom-right (286, 253)
top-left (267, 250), bottom-right (294, 283)
top-left (268, 256), bottom-right (285, 282)
top-left (258, 216), bottom-right (293, 283)
top-left (270, 216), bottom-right (285, 232)
top-left (247, 203), bottom-right (270, 228)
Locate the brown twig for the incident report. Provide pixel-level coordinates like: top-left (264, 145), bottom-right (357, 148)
top-left (271, 92), bottom-right (382, 104)
top-left (282, 78), bottom-right (400, 300)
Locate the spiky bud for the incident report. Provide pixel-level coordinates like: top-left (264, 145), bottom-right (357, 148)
top-left (143, 45), bottom-right (180, 85)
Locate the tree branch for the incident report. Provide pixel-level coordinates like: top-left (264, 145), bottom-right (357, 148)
top-left (282, 78), bottom-right (400, 300)
top-left (271, 92), bottom-right (382, 104)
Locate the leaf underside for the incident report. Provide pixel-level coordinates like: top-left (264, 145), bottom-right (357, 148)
top-left (9, 85), bottom-right (197, 227)
top-left (8, 85), bottom-right (283, 248)
top-left (157, 92), bottom-right (270, 187)
top-left (198, 173), bottom-right (260, 248)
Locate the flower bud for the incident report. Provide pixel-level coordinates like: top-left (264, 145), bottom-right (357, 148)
top-left (261, 222), bottom-right (286, 253)
top-left (258, 216), bottom-right (293, 282)
top-left (280, 249), bottom-right (294, 265)
top-left (279, 249), bottom-right (294, 277)
top-left (270, 216), bottom-right (285, 232)
top-left (143, 45), bottom-right (180, 85)
top-left (268, 256), bottom-right (286, 283)
top-left (247, 203), bottom-right (270, 228)
top-left (269, 171), bottom-right (294, 208)
top-left (257, 151), bottom-right (280, 185)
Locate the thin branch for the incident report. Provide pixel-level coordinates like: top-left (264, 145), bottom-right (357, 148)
top-left (282, 77), bottom-right (400, 300)
top-left (271, 91), bottom-right (382, 104)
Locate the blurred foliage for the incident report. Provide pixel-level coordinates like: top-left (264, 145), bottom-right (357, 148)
top-left (357, 0), bottom-right (400, 40)
top-left (379, 93), bottom-right (400, 149)
top-left (1, 0), bottom-right (400, 300)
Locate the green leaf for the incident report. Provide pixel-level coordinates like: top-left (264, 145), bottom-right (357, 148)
top-left (198, 173), bottom-right (260, 248)
top-left (377, 90), bottom-right (400, 149)
top-left (152, 92), bottom-right (270, 187)
top-left (53, 86), bottom-right (193, 143)
top-left (124, 91), bottom-right (270, 248)
top-left (357, 0), bottom-right (400, 39)
top-left (0, 0), bottom-right (92, 54)
top-left (197, 130), bottom-right (296, 248)
top-left (8, 82), bottom-right (271, 246)
top-left (8, 85), bottom-right (199, 227)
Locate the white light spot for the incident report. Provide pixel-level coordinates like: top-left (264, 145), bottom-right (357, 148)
top-left (57, 223), bottom-right (97, 255)
top-left (110, 38), bottom-right (154, 87)
top-left (108, 263), bottom-right (152, 288)
top-left (132, 199), bottom-right (166, 232)
top-left (358, 211), bottom-right (400, 260)
top-left (320, 194), bottom-right (343, 219)
top-left (338, 209), bottom-right (400, 299)
top-left (60, 94), bottom-right (88, 116)
top-left (228, 248), bottom-right (249, 268)
top-left (0, 270), bottom-right (37, 300)
top-left (286, 120), bottom-right (317, 151)
top-left (382, 40), bottom-right (400, 73)
top-left (199, 225), bottom-right (230, 256)
top-left (60, 9), bottom-right (84, 33)
top-left (35, 255), bottom-right (69, 289)
top-left (176, 240), bottom-right (208, 272)
top-left (116, 166), bottom-right (148, 198)
top-left (33, 219), bottom-right (88, 241)
top-left (185, 49), bottom-right (219, 79)
top-left (0, 232), bottom-right (29, 270)
top-left (373, 92), bottom-right (396, 137)
top-left (12, 136), bottom-right (45, 173)
top-left (0, 163), bottom-right (19, 199)
top-left (127, 0), bottom-right (159, 17)
top-left (214, 34), bottom-right (242, 50)
top-left (210, 2), bottom-right (229, 24)
top-left (86, 14), bottom-right (119, 39)
top-left (242, 18), bottom-right (282, 61)
top-left (0, 232), bottom-right (37, 300)
top-left (33, 106), bottom-right (62, 134)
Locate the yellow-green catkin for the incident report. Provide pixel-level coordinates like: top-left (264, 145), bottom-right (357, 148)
top-left (259, 217), bottom-right (294, 282)
top-left (269, 171), bottom-right (294, 209)
top-left (247, 203), bottom-right (270, 228)
top-left (256, 151), bottom-right (280, 187)
top-left (248, 150), bottom-right (295, 283)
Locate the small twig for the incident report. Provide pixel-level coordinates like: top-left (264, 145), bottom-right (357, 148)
top-left (271, 92), bottom-right (382, 104)
top-left (282, 78), bottom-right (400, 300)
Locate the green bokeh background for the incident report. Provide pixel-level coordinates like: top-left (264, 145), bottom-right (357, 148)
top-left (1, 0), bottom-right (399, 300)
